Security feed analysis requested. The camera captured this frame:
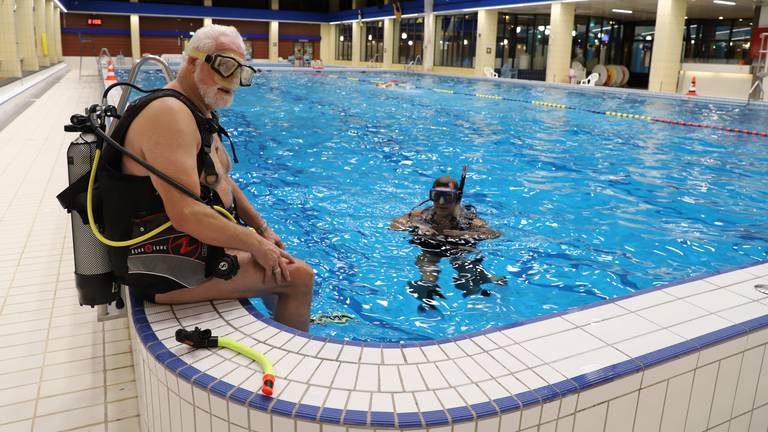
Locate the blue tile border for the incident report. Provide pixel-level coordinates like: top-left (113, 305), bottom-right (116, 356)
top-left (127, 259), bottom-right (768, 429)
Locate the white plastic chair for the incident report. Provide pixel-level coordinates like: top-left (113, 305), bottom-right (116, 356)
top-left (579, 73), bottom-right (599, 86)
top-left (483, 67), bottom-right (499, 78)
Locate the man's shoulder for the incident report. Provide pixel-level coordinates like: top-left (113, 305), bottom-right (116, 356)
top-left (138, 94), bottom-right (196, 118)
top-left (130, 94), bottom-right (198, 133)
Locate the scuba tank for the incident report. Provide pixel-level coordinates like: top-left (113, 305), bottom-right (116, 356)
top-left (58, 113), bottom-right (122, 308)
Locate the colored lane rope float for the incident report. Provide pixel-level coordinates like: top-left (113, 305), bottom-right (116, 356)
top-left (310, 72), bottom-right (768, 138)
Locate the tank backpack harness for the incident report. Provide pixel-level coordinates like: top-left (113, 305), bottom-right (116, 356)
top-left (57, 84), bottom-right (245, 305)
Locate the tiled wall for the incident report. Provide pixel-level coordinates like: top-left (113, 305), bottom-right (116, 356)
top-left (129, 301), bottom-right (768, 432)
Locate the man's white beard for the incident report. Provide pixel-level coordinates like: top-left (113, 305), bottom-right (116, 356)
top-left (194, 67), bottom-right (234, 109)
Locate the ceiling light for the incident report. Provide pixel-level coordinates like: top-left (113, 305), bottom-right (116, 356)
top-left (718, 16), bottom-right (724, 19)
top-left (713, 0), bottom-right (736, 5)
top-left (612, 9), bottom-right (633, 14)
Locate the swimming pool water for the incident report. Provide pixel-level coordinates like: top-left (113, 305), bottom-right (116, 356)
top-left (118, 69), bottom-right (768, 342)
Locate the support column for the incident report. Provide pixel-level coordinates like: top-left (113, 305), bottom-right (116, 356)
top-left (45, 0), bottom-right (56, 63)
top-left (475, 9), bottom-right (498, 76)
top-left (130, 15), bottom-right (141, 59)
top-left (546, 2), bottom-right (575, 83)
top-left (320, 23), bottom-right (334, 63)
top-left (53, 7), bottom-right (62, 62)
top-left (423, 0), bottom-right (435, 71)
top-left (269, 21), bottom-right (279, 62)
top-left (351, 20), bottom-right (361, 65)
top-left (269, 0), bottom-right (279, 62)
top-left (35, 0), bottom-right (49, 66)
top-left (0, 0), bottom-right (23, 77)
top-left (203, 0), bottom-right (212, 27)
top-left (648, 0), bottom-right (686, 93)
top-left (16, 0), bottom-right (39, 71)
top-left (351, 0), bottom-right (363, 65)
top-left (383, 18), bottom-right (394, 67)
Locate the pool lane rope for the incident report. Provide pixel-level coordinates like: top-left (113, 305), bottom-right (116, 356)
top-left (312, 72), bottom-right (768, 138)
top-left (175, 328), bottom-right (276, 396)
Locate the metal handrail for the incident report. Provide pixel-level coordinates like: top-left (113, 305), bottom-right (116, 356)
top-left (104, 55), bottom-right (175, 134)
top-left (113, 55), bottom-right (175, 114)
top-left (367, 53), bottom-right (380, 68)
top-left (89, 48), bottom-right (113, 80)
top-left (748, 33), bottom-right (768, 104)
top-left (405, 55), bottom-right (422, 72)
top-left (97, 48), bottom-right (112, 70)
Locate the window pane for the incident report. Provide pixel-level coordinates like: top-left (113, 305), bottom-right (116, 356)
top-left (435, 13), bottom-right (477, 68)
top-left (335, 24), bottom-right (352, 61)
top-left (394, 17), bottom-right (423, 64)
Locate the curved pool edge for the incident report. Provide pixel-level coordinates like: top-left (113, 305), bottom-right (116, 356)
top-left (129, 261), bottom-right (768, 431)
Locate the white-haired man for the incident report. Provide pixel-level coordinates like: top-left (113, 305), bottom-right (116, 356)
top-left (100, 25), bottom-right (313, 331)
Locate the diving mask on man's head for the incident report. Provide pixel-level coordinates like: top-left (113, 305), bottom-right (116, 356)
top-left (188, 47), bottom-right (260, 87)
top-left (429, 187), bottom-right (460, 205)
top-left (428, 166), bottom-right (468, 205)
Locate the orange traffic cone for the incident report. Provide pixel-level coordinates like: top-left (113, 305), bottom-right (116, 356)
top-left (686, 76), bottom-right (697, 96)
top-left (105, 67), bottom-right (117, 81)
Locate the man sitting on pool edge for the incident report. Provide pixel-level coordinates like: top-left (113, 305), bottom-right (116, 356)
top-left (100, 25), bottom-right (314, 331)
top-left (389, 167), bottom-right (507, 311)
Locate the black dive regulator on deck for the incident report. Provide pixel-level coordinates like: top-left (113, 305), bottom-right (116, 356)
top-left (57, 103), bottom-right (123, 308)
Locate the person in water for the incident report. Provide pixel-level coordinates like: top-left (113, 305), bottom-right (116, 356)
top-left (390, 169), bottom-right (506, 311)
top-left (101, 25), bottom-right (313, 331)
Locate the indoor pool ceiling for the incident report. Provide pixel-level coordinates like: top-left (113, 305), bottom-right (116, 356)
top-left (502, 0), bottom-right (760, 20)
top-left (63, 0), bottom-right (763, 21)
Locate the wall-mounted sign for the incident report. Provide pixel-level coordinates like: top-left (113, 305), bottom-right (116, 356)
top-left (87, 18), bottom-right (103, 26)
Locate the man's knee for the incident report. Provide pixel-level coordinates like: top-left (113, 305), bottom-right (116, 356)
top-left (288, 260), bottom-right (314, 297)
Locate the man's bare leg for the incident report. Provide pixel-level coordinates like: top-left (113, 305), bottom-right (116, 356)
top-left (155, 251), bottom-right (314, 331)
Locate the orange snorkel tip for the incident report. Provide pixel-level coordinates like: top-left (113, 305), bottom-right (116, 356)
top-left (261, 374), bottom-right (275, 396)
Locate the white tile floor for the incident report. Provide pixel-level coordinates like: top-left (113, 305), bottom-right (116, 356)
top-left (0, 66), bottom-right (139, 431)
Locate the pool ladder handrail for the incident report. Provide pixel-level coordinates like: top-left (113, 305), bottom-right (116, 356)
top-left (89, 47), bottom-right (113, 81)
top-left (748, 33), bottom-right (768, 104)
top-left (367, 53), bottom-right (380, 68)
top-left (405, 55), bottom-right (422, 72)
top-left (112, 54), bottom-right (176, 113)
top-left (105, 55), bottom-right (175, 135)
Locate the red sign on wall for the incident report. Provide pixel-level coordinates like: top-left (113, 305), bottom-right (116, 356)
top-left (87, 18), bottom-right (102, 26)
top-left (751, 28), bottom-right (768, 58)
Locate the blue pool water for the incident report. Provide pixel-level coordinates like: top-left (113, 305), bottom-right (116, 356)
top-left (117, 68), bottom-right (768, 342)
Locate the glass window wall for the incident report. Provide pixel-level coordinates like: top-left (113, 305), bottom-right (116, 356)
top-left (435, 14), bottom-right (478, 68)
top-left (684, 19), bottom-right (752, 64)
top-left (495, 13), bottom-right (549, 79)
top-left (394, 17), bottom-right (424, 64)
top-left (630, 25), bottom-right (654, 74)
top-left (336, 24), bottom-right (352, 61)
top-left (363, 21), bottom-right (384, 62)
